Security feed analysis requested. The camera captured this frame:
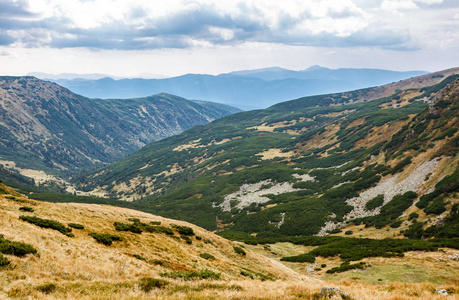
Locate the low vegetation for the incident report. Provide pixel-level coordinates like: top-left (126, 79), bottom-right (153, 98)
top-left (0, 234), bottom-right (37, 267)
top-left (68, 223), bottom-right (84, 229)
top-left (19, 215), bottom-right (74, 237)
top-left (88, 232), bottom-right (123, 246)
top-left (160, 269), bottom-right (221, 280)
top-left (199, 253), bottom-right (216, 260)
top-left (139, 277), bottom-right (169, 292)
top-left (19, 206), bottom-right (34, 212)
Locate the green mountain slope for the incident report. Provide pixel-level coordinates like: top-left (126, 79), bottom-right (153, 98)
top-left (75, 70), bottom-right (459, 238)
top-left (0, 76), bottom-right (240, 175)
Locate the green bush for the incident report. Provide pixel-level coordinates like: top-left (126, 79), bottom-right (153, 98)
top-left (171, 224), bottom-right (195, 236)
top-left (19, 206), bottom-right (34, 212)
top-left (143, 225), bottom-right (174, 235)
top-left (19, 216), bottom-right (74, 237)
top-left (344, 230), bottom-right (353, 235)
top-left (390, 220), bottom-right (403, 228)
top-left (36, 283), bottom-right (57, 294)
top-left (199, 253), bottom-right (216, 260)
top-left (68, 223), bottom-right (84, 229)
top-left (181, 235), bottom-right (192, 244)
top-left (0, 234), bottom-right (37, 256)
top-left (424, 197), bottom-right (447, 215)
top-left (150, 221), bottom-right (161, 225)
top-left (161, 269), bottom-right (221, 280)
top-left (114, 222), bottom-right (143, 234)
top-left (139, 277), bottom-right (168, 292)
top-left (133, 254), bottom-right (146, 261)
top-left (233, 246), bottom-right (246, 255)
top-left (281, 253), bottom-right (315, 263)
top-left (326, 262), bottom-right (367, 274)
top-left (88, 232), bottom-right (123, 246)
top-left (0, 254), bottom-right (10, 267)
top-left (365, 195), bottom-right (384, 210)
top-left (240, 270), bottom-right (254, 279)
top-left (408, 213), bottom-right (419, 220)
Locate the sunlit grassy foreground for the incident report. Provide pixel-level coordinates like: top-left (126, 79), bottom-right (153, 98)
top-left (0, 184), bottom-right (457, 299)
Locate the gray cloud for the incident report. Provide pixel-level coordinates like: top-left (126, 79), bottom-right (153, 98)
top-left (0, 30), bottom-right (14, 45)
top-left (0, 0), bottom-right (35, 17)
top-left (0, 0), bottom-right (453, 51)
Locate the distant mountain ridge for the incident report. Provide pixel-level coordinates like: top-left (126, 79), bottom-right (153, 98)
top-left (49, 66), bottom-right (427, 110)
top-left (0, 76), bottom-right (240, 175)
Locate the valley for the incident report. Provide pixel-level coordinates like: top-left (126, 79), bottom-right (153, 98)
top-left (0, 76), bottom-right (239, 177)
top-left (1, 68), bottom-right (458, 299)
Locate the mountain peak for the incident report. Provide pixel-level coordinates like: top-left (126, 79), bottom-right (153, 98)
top-left (303, 65), bottom-right (328, 72)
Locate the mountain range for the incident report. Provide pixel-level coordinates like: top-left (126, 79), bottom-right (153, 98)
top-left (0, 76), bottom-right (239, 175)
top-left (0, 67), bottom-right (458, 299)
top-left (73, 67), bottom-right (459, 240)
top-left (46, 66), bottom-right (427, 110)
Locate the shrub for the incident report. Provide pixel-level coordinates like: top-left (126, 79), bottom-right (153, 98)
top-left (171, 224), bottom-right (195, 236)
top-left (390, 220), bottom-right (403, 228)
top-left (19, 206), bottom-right (34, 212)
top-left (150, 221), bottom-right (161, 225)
top-left (408, 213), bottom-right (419, 220)
top-left (424, 197), bottom-right (447, 215)
top-left (143, 225), bottom-right (174, 235)
top-left (345, 230), bottom-right (353, 235)
top-left (0, 254), bottom-right (10, 267)
top-left (181, 235), bottom-right (192, 244)
top-left (365, 195), bottom-right (384, 210)
top-left (139, 277), bottom-right (168, 292)
top-left (153, 260), bottom-right (165, 266)
top-left (133, 254), bottom-right (146, 261)
top-left (240, 270), bottom-right (254, 279)
top-left (0, 235), bottom-right (37, 256)
top-left (326, 262), bottom-right (367, 274)
top-left (233, 246), bottom-right (246, 255)
top-left (161, 269), bottom-right (221, 280)
top-left (199, 253), bottom-right (216, 260)
top-left (114, 222), bottom-right (142, 234)
top-left (19, 216), bottom-right (73, 237)
top-left (36, 283), bottom-right (56, 294)
top-left (281, 253), bottom-right (315, 263)
top-left (88, 233), bottom-right (123, 246)
top-left (68, 223), bottom-right (84, 229)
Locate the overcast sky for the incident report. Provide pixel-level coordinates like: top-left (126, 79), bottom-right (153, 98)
top-left (0, 0), bottom-right (458, 77)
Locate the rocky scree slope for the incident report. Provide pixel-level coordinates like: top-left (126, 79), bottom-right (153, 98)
top-left (0, 76), bottom-right (239, 175)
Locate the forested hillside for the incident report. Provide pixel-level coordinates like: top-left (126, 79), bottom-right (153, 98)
top-left (75, 71), bottom-right (458, 240)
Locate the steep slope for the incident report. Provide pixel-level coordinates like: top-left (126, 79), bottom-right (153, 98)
top-left (52, 67), bottom-right (429, 109)
top-left (0, 184), bottom-right (307, 299)
top-left (75, 69), bottom-right (458, 238)
top-left (0, 76), bottom-right (239, 175)
top-left (2, 184), bottom-right (457, 299)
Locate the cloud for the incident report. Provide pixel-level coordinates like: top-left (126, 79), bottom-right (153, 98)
top-left (0, 0), bottom-right (35, 17)
top-left (0, 0), bottom-right (453, 51)
top-left (0, 31), bottom-right (14, 45)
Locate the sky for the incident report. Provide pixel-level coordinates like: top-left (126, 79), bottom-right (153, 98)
top-left (0, 0), bottom-right (458, 77)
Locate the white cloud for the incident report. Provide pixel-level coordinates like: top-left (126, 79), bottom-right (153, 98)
top-left (381, 0), bottom-right (419, 14)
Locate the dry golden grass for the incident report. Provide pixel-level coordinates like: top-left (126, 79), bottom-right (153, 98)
top-left (1, 184), bottom-right (458, 299)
